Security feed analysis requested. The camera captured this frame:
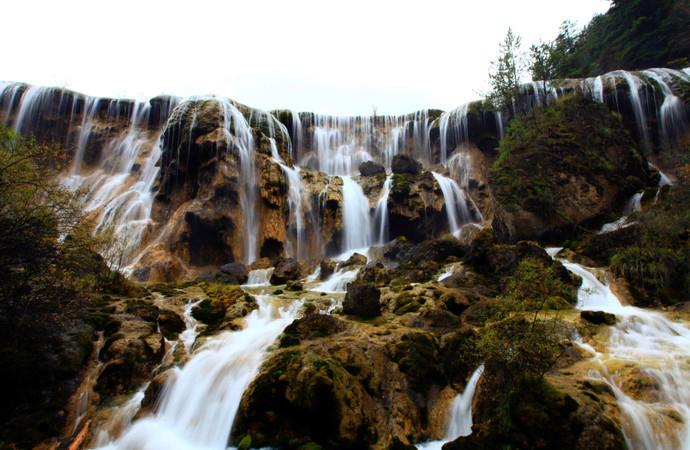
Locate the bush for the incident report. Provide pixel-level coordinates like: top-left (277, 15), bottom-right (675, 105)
top-left (0, 125), bottom-right (133, 446)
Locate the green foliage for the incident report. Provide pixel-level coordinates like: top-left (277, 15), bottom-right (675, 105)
top-left (0, 125), bottom-right (133, 446)
top-left (609, 164), bottom-right (690, 305)
top-left (538, 1), bottom-right (690, 78)
top-left (503, 258), bottom-right (576, 311)
top-left (489, 28), bottom-right (526, 114)
top-left (490, 94), bottom-right (640, 216)
top-left (478, 317), bottom-right (565, 386)
top-left (529, 41), bottom-right (557, 108)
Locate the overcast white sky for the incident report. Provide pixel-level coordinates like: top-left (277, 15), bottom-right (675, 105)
top-left (2, 0), bottom-right (610, 115)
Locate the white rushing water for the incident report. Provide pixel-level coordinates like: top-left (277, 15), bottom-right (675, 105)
top-left (439, 104), bottom-right (469, 163)
top-left (179, 300), bottom-right (203, 354)
top-left (417, 364), bottom-right (485, 450)
top-left (340, 175), bottom-right (372, 252)
top-left (599, 192), bottom-right (643, 234)
top-left (642, 69), bottom-right (688, 145)
top-left (552, 250), bottom-right (690, 450)
top-left (94, 295), bottom-right (302, 450)
top-left (243, 268), bottom-right (274, 287)
top-left (220, 100), bottom-right (259, 264)
top-left (619, 71), bottom-right (652, 150)
top-left (431, 172), bottom-right (476, 236)
top-left (272, 140), bottom-right (305, 259)
top-left (373, 174), bottom-right (393, 245)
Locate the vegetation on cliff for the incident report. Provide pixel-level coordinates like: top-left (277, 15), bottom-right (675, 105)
top-left (577, 157), bottom-right (690, 307)
top-left (0, 125), bottom-right (136, 447)
top-left (489, 94), bottom-right (652, 240)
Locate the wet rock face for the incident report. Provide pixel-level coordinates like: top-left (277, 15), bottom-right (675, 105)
top-left (94, 298), bottom-right (168, 399)
top-left (270, 258), bottom-right (302, 285)
top-left (319, 259), bottom-right (337, 280)
top-left (359, 160), bottom-right (385, 176)
top-left (343, 283), bottom-right (382, 317)
top-left (138, 98), bottom-right (298, 277)
top-left (490, 96), bottom-right (654, 242)
top-left (391, 154), bottom-right (422, 175)
top-left (446, 361), bottom-right (626, 450)
top-left (580, 310), bottom-right (617, 325)
top-left (338, 252), bottom-right (367, 270)
top-left (196, 262), bottom-right (248, 285)
top-left (233, 324), bottom-right (444, 449)
top-left (191, 285), bottom-right (256, 331)
top-left (387, 172), bottom-right (447, 242)
top-left (279, 313), bottom-right (346, 347)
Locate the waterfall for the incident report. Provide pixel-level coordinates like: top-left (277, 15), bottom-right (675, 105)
top-left (94, 295), bottom-right (302, 450)
top-left (179, 300), bottom-right (203, 354)
top-left (70, 96), bottom-right (101, 175)
top-left (311, 268), bottom-right (360, 294)
top-left (618, 71), bottom-right (651, 150)
top-left (552, 252), bottom-right (690, 450)
top-left (444, 365), bottom-right (485, 440)
top-left (580, 76), bottom-right (603, 103)
top-left (243, 268), bottom-right (274, 287)
top-left (439, 104), bottom-right (469, 164)
top-left (282, 164), bottom-right (304, 259)
top-left (340, 175), bottom-right (372, 252)
top-left (599, 192), bottom-right (643, 234)
top-left (0, 83), bottom-right (24, 122)
top-left (382, 125), bottom-right (404, 169)
top-left (416, 364), bottom-right (485, 450)
top-left (409, 109), bottom-right (433, 164)
top-left (643, 69), bottom-right (688, 144)
top-left (431, 172), bottom-right (477, 236)
top-left (290, 110), bottom-right (302, 161)
top-left (495, 111), bottom-right (504, 140)
top-left (373, 174), bottom-right (393, 245)
top-left (219, 100), bottom-right (259, 264)
top-left (13, 85), bottom-right (49, 133)
top-left (270, 138), bottom-right (305, 260)
top-left (312, 115), bottom-right (374, 175)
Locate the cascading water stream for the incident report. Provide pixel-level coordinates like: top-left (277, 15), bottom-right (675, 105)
top-left (642, 69), bottom-right (688, 144)
top-left (619, 71), bottom-right (651, 150)
top-left (431, 172), bottom-right (477, 236)
top-left (270, 138), bottom-right (305, 259)
top-left (340, 175), bottom-right (371, 252)
top-left (416, 364), bottom-right (485, 450)
top-left (219, 100), bottom-right (259, 263)
top-left (439, 104), bottom-right (469, 164)
top-left (599, 192), bottom-right (643, 234)
top-left (243, 268), bottom-right (274, 287)
top-left (373, 174), bottom-right (393, 245)
top-left (551, 250), bottom-right (690, 450)
top-left (94, 295), bottom-right (303, 450)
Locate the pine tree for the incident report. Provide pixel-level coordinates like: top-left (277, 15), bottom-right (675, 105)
top-left (489, 28), bottom-right (526, 114)
top-left (529, 41), bottom-right (556, 108)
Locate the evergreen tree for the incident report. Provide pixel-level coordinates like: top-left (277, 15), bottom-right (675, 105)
top-left (529, 41), bottom-right (556, 108)
top-left (489, 28), bottom-right (525, 114)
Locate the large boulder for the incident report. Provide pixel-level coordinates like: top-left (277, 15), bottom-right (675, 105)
top-left (338, 252), bottom-right (367, 270)
top-left (387, 172), bottom-right (447, 242)
top-left (580, 310), bottom-right (617, 326)
top-left (343, 283), bottom-right (381, 317)
top-left (359, 161), bottom-right (386, 176)
top-left (391, 154), bottom-right (422, 175)
top-left (279, 313), bottom-right (346, 347)
top-left (270, 258), bottom-right (302, 285)
top-left (196, 262), bottom-right (248, 285)
top-left (490, 95), bottom-right (653, 242)
top-left (219, 262), bottom-right (249, 284)
top-left (319, 259), bottom-right (337, 280)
